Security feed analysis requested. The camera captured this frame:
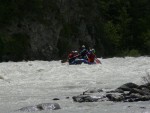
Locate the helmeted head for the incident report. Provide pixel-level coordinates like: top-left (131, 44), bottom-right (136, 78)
top-left (71, 51), bottom-right (75, 53)
top-left (82, 45), bottom-right (85, 48)
top-left (74, 51), bottom-right (78, 53)
top-left (91, 49), bottom-right (95, 54)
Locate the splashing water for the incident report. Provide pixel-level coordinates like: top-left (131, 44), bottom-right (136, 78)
top-left (0, 57), bottom-right (150, 113)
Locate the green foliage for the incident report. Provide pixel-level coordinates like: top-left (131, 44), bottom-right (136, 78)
top-left (127, 49), bottom-right (141, 57)
top-left (0, 0), bottom-right (150, 60)
top-left (104, 21), bottom-right (121, 47)
top-left (142, 30), bottom-right (150, 54)
top-left (119, 49), bottom-right (140, 57)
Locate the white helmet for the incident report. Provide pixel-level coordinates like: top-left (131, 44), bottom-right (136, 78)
top-left (91, 49), bottom-right (95, 53)
top-left (82, 45), bottom-right (85, 48)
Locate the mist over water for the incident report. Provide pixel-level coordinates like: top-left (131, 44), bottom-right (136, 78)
top-left (0, 57), bottom-right (150, 113)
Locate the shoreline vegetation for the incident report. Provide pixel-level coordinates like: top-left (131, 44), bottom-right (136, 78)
top-left (0, 0), bottom-right (149, 62)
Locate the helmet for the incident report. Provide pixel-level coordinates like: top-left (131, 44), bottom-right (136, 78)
top-left (82, 45), bottom-right (85, 48)
top-left (71, 51), bottom-right (75, 53)
top-left (91, 49), bottom-right (95, 53)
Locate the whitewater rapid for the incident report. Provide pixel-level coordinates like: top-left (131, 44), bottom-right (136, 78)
top-left (0, 57), bottom-right (150, 113)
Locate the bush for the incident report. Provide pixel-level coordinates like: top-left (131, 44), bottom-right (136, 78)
top-left (127, 49), bottom-right (141, 57)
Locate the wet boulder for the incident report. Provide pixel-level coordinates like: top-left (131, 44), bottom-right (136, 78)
top-left (117, 82), bottom-right (139, 91)
top-left (36, 103), bottom-right (60, 110)
top-left (130, 88), bottom-right (150, 95)
top-left (72, 82), bottom-right (150, 103)
top-left (106, 94), bottom-right (124, 102)
top-left (83, 88), bottom-right (103, 95)
top-left (72, 95), bottom-right (101, 102)
top-left (138, 84), bottom-right (150, 90)
top-left (106, 89), bottom-right (124, 93)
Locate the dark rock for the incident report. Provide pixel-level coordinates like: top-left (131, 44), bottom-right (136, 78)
top-left (83, 89), bottom-right (103, 94)
top-left (72, 82), bottom-right (150, 103)
top-left (128, 106), bottom-right (132, 108)
top-left (106, 94), bottom-right (124, 102)
top-left (144, 83), bottom-right (150, 87)
top-left (130, 88), bottom-right (149, 95)
top-left (117, 82), bottom-right (139, 91)
top-left (118, 86), bottom-right (131, 91)
top-left (141, 87), bottom-right (150, 94)
top-left (72, 95), bottom-right (85, 102)
top-left (37, 103), bottom-right (61, 110)
top-left (72, 95), bottom-right (100, 102)
top-left (123, 82), bottom-right (139, 88)
top-left (53, 98), bottom-right (60, 100)
top-left (129, 93), bottom-right (142, 98)
top-left (106, 94), bottom-right (116, 101)
top-left (138, 84), bottom-right (150, 90)
top-left (115, 89), bottom-right (124, 93)
top-left (140, 95), bottom-right (150, 101)
top-left (106, 89), bottom-right (124, 93)
top-left (66, 97), bottom-right (69, 99)
top-left (140, 107), bottom-right (146, 109)
top-left (124, 93), bottom-right (142, 102)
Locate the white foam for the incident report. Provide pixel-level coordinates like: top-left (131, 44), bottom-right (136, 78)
top-left (0, 57), bottom-right (150, 113)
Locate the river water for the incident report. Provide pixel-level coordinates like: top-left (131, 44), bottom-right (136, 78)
top-left (0, 57), bottom-right (150, 113)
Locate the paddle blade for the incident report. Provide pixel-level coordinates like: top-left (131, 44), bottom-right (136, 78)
top-left (95, 58), bottom-right (101, 64)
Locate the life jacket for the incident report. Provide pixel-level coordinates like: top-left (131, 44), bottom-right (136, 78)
top-left (80, 48), bottom-right (88, 59)
top-left (87, 52), bottom-right (96, 63)
top-left (68, 52), bottom-right (79, 64)
top-left (68, 53), bottom-right (74, 59)
top-left (68, 52), bottom-right (79, 59)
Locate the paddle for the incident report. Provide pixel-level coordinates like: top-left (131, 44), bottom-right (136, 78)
top-left (95, 58), bottom-right (102, 64)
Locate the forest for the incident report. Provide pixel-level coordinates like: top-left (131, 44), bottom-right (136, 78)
top-left (0, 0), bottom-right (149, 61)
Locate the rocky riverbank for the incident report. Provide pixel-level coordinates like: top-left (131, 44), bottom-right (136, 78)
top-left (73, 82), bottom-right (150, 102)
top-left (18, 82), bottom-right (150, 112)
